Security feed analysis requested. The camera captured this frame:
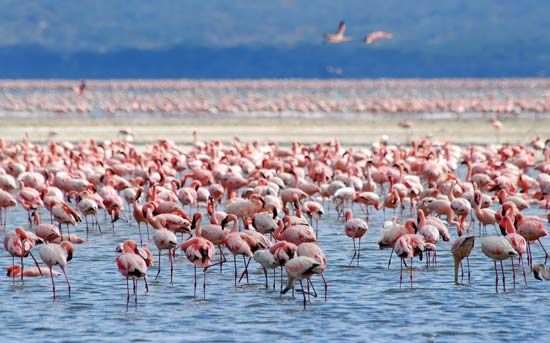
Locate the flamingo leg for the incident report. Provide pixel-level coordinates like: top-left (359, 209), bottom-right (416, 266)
top-left (299, 280), bottom-right (307, 310)
top-left (321, 273), bottom-right (328, 301)
top-left (137, 222), bottom-right (143, 245)
top-left (193, 265), bottom-right (197, 298)
top-left (233, 255), bottom-right (237, 287)
top-left (20, 256), bottom-right (24, 282)
top-left (28, 251), bottom-right (44, 276)
top-left (169, 249), bottom-right (174, 284)
top-left (262, 266), bottom-right (268, 288)
top-left (203, 267), bottom-right (207, 300)
top-left (50, 266), bottom-right (56, 300)
top-left (494, 260), bottom-right (499, 293)
top-left (538, 239), bottom-right (549, 264)
top-left (387, 246), bottom-right (394, 270)
top-left (511, 258), bottom-right (516, 288)
top-left (500, 260), bottom-right (506, 292)
top-left (126, 277), bottom-right (130, 302)
top-left (144, 276), bottom-right (149, 293)
top-left (349, 238), bottom-right (357, 266)
top-left (466, 256), bottom-right (471, 284)
top-left (11, 256), bottom-right (15, 284)
top-left (409, 258), bottom-right (413, 288)
top-left (94, 215), bottom-right (102, 235)
top-left (399, 259), bottom-right (403, 289)
top-left (520, 255), bottom-right (527, 286)
top-left (61, 267), bottom-right (71, 298)
top-left (155, 249), bottom-right (161, 280)
top-left (357, 237), bottom-right (361, 266)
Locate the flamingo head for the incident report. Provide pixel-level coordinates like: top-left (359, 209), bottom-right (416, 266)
top-left (191, 212), bottom-right (202, 230)
top-left (6, 265), bottom-right (21, 277)
top-left (405, 219), bottom-right (417, 234)
top-left (60, 241), bottom-right (74, 261)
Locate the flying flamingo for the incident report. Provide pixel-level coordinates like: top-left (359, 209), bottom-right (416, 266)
top-left (343, 210), bottom-right (368, 266)
top-left (180, 213), bottom-right (215, 299)
top-left (39, 241), bottom-right (74, 299)
top-left (363, 31), bottom-right (393, 45)
top-left (324, 20), bottom-right (352, 44)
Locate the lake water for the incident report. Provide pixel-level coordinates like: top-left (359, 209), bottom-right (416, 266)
top-left (1, 197), bottom-right (549, 342)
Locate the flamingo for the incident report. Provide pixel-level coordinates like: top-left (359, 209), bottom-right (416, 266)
top-left (152, 227), bottom-right (178, 283)
top-left (281, 256), bottom-right (322, 309)
top-left (253, 249), bottom-right (278, 289)
top-left (533, 263), bottom-right (550, 281)
top-left (222, 214), bottom-right (253, 286)
top-left (116, 240), bottom-right (149, 302)
top-left (343, 210), bottom-right (368, 265)
top-left (363, 31), bottom-right (393, 45)
top-left (481, 236), bottom-right (518, 293)
top-left (51, 202), bottom-right (82, 239)
top-left (4, 227), bottom-right (44, 281)
top-left (451, 235), bottom-right (475, 285)
top-left (181, 213), bottom-right (216, 299)
top-left (0, 189), bottom-right (16, 228)
top-left (39, 241), bottom-right (74, 299)
top-left (297, 242), bottom-right (328, 301)
top-left (394, 234), bottom-right (434, 288)
top-left (7, 265), bottom-right (61, 278)
top-left (324, 21), bottom-right (352, 44)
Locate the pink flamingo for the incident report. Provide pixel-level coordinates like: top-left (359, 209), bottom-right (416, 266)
top-left (363, 31), bottom-right (393, 45)
top-left (324, 21), bottom-right (352, 44)
top-left (297, 242), bottom-right (328, 301)
top-left (280, 256), bottom-right (322, 309)
top-left (4, 226), bottom-right (44, 281)
top-left (451, 235), bottom-right (475, 284)
top-left (222, 214), bottom-right (253, 286)
top-left (152, 227), bottom-right (178, 283)
top-left (343, 210), bottom-right (368, 265)
top-left (180, 212), bottom-right (215, 299)
top-left (39, 241), bottom-right (74, 299)
top-left (116, 240), bottom-right (149, 302)
top-left (7, 264), bottom-right (60, 278)
top-left (481, 236), bottom-right (518, 293)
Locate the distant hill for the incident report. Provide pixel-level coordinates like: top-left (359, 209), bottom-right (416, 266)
top-left (0, 0), bottom-right (549, 78)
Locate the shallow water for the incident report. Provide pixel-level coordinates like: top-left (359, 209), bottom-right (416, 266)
top-left (2, 199), bottom-right (550, 343)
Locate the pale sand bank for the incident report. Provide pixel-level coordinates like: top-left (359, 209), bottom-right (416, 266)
top-left (0, 118), bottom-right (549, 145)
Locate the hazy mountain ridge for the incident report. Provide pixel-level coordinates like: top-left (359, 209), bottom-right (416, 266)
top-left (0, 1), bottom-right (548, 77)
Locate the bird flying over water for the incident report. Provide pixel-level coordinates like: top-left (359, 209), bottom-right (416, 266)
top-left (324, 21), bottom-right (352, 43)
top-left (363, 31), bottom-right (393, 45)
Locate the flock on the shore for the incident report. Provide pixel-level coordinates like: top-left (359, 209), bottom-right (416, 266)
top-left (1, 79), bottom-right (549, 116)
top-left (2, 134), bottom-right (550, 309)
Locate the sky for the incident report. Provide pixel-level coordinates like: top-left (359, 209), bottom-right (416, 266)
top-left (0, 1), bottom-right (548, 78)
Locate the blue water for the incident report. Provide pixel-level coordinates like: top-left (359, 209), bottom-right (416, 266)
top-left (1, 201), bottom-right (550, 342)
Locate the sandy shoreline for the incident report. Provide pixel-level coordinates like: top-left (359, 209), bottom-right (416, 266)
top-left (0, 116), bottom-right (548, 145)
